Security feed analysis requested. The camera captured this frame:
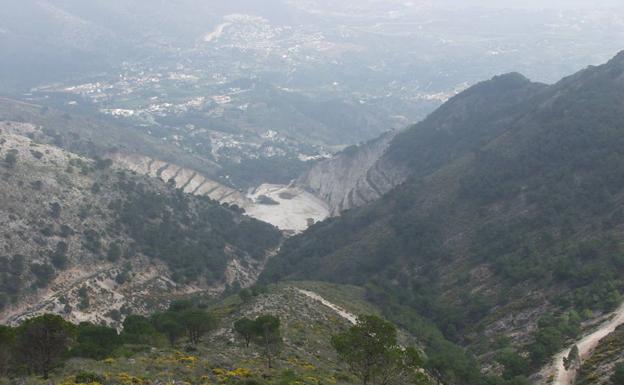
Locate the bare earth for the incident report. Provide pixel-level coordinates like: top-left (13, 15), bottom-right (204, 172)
top-left (549, 302), bottom-right (624, 385)
top-left (297, 289), bottom-right (357, 324)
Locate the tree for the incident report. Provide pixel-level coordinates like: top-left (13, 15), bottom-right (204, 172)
top-left (151, 311), bottom-right (185, 346)
top-left (234, 317), bottom-right (255, 347)
top-left (107, 242), bottom-right (123, 262)
top-left (239, 288), bottom-right (253, 303)
top-left (251, 315), bottom-right (282, 370)
top-left (331, 315), bottom-right (424, 385)
top-left (611, 362), bottom-right (624, 385)
top-left (30, 263), bottom-right (55, 288)
top-left (563, 345), bottom-right (580, 371)
top-left (49, 202), bottom-right (62, 219)
top-left (16, 314), bottom-right (75, 379)
top-left (4, 152), bottom-right (17, 169)
top-left (121, 315), bottom-right (158, 345)
top-left (180, 309), bottom-right (217, 346)
top-left (496, 348), bottom-right (529, 379)
top-left (72, 322), bottom-right (120, 359)
top-left (0, 325), bottom-right (15, 376)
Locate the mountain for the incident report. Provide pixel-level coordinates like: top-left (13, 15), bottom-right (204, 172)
top-left (0, 122), bottom-right (281, 327)
top-left (262, 52), bottom-right (624, 383)
top-left (297, 72), bottom-right (545, 215)
top-left (297, 131), bottom-right (403, 215)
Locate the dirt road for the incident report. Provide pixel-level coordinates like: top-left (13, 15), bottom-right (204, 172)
top-left (551, 303), bottom-right (624, 385)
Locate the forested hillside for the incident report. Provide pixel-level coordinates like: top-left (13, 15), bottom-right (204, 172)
top-left (262, 51), bottom-right (624, 384)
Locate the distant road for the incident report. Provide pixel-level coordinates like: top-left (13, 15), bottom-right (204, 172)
top-left (203, 22), bottom-right (232, 42)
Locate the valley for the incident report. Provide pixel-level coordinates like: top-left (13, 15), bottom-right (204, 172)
top-left (2, 1), bottom-right (624, 385)
top-left (4, 51), bottom-right (624, 385)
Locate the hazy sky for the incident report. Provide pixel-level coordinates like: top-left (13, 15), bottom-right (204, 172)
top-left (438, 0), bottom-right (624, 8)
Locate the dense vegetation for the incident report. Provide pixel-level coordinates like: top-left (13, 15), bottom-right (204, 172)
top-left (112, 174), bottom-right (281, 283)
top-left (262, 53), bottom-right (624, 383)
top-left (0, 300), bottom-right (224, 379)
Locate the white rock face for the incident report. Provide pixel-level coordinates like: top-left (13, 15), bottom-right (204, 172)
top-left (298, 131), bottom-right (409, 215)
top-left (109, 153), bottom-right (330, 233)
top-left (108, 153), bottom-right (248, 206)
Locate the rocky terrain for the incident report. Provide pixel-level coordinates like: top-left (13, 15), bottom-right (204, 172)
top-left (0, 123), bottom-right (281, 328)
top-left (108, 153), bottom-right (246, 206)
top-left (297, 131), bottom-right (408, 215)
top-left (109, 153), bottom-right (329, 233)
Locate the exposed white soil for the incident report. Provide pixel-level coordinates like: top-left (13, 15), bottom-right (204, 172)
top-left (110, 153), bottom-right (330, 233)
top-left (245, 184), bottom-right (330, 234)
top-left (297, 289), bottom-right (357, 324)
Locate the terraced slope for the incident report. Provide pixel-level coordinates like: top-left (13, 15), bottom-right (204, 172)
top-left (110, 153), bottom-right (330, 233)
top-left (109, 153), bottom-right (247, 206)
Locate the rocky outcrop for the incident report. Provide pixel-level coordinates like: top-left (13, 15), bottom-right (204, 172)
top-left (297, 131), bottom-right (409, 215)
top-left (109, 153), bottom-right (248, 206)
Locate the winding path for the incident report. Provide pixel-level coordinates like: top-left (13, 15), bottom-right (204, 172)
top-left (550, 302), bottom-right (624, 385)
top-left (297, 289), bottom-right (358, 324)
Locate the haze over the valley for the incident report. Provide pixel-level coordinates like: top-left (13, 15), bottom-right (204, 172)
top-left (2, 2), bottom-right (624, 385)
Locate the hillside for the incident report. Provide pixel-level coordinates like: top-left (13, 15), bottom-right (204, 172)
top-left (0, 281), bottom-right (433, 385)
top-left (298, 71), bottom-right (547, 216)
top-left (297, 131), bottom-right (403, 215)
top-left (0, 99), bottom-right (330, 234)
top-left (262, 52), bottom-right (624, 384)
top-left (0, 123), bottom-right (281, 327)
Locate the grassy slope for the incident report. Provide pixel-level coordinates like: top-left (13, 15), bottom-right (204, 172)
top-left (0, 282), bottom-right (428, 385)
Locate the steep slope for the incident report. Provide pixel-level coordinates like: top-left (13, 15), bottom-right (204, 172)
top-left (298, 72), bottom-right (546, 215)
top-left (545, 303), bottom-right (624, 385)
top-left (0, 124), bottom-right (281, 327)
top-left (297, 131), bottom-right (402, 215)
top-left (263, 52), bottom-right (624, 383)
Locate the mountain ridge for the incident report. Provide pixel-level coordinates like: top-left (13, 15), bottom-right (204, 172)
top-left (262, 51), bottom-right (624, 384)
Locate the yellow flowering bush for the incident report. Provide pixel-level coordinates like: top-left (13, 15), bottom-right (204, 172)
top-left (117, 372), bottom-right (144, 385)
top-left (212, 367), bottom-right (253, 383)
top-left (103, 358), bottom-right (116, 366)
